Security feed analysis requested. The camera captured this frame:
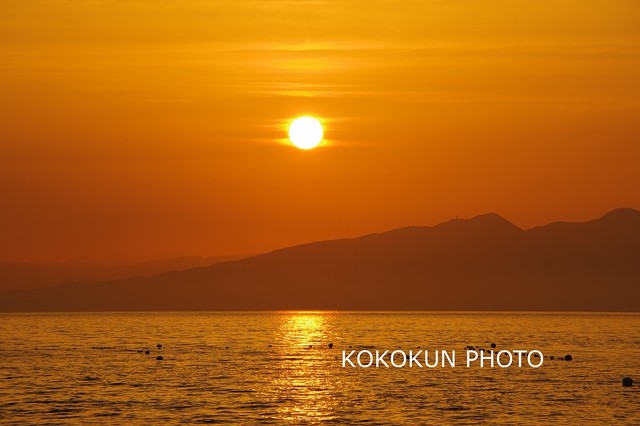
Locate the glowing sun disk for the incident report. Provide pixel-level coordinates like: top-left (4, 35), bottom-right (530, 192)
top-left (288, 116), bottom-right (324, 149)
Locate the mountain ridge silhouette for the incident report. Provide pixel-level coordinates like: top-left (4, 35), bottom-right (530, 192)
top-left (1, 208), bottom-right (638, 311)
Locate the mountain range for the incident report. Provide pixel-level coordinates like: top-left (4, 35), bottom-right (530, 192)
top-left (1, 208), bottom-right (638, 311)
top-left (0, 255), bottom-right (246, 292)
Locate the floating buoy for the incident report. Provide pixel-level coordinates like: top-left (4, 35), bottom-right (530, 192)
top-left (564, 354), bottom-right (573, 361)
top-left (550, 356), bottom-right (554, 360)
top-left (328, 343), bottom-right (334, 349)
top-left (490, 343), bottom-right (496, 348)
top-left (144, 350), bottom-right (150, 355)
top-left (156, 356), bottom-right (163, 360)
top-left (622, 377), bottom-right (633, 387)
top-left (157, 344), bottom-right (163, 349)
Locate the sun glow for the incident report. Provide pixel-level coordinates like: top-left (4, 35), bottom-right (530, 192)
top-left (288, 116), bottom-right (324, 149)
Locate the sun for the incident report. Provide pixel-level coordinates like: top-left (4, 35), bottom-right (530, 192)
top-left (288, 116), bottom-right (324, 150)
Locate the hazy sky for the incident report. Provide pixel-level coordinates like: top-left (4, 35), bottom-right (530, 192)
top-left (1, 0), bottom-right (639, 262)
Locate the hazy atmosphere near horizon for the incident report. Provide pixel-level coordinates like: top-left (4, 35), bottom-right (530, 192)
top-left (1, 1), bottom-right (639, 425)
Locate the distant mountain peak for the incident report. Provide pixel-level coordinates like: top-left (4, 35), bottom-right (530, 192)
top-left (598, 207), bottom-right (640, 221)
top-left (438, 212), bottom-right (522, 232)
top-left (470, 212), bottom-right (517, 225)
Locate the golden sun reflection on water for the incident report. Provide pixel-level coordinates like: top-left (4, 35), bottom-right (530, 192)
top-left (261, 312), bottom-right (341, 423)
top-left (282, 313), bottom-right (327, 347)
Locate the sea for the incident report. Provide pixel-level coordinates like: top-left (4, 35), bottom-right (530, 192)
top-left (0, 312), bottom-right (638, 425)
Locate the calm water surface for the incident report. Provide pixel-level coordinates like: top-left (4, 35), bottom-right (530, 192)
top-left (0, 312), bottom-right (639, 425)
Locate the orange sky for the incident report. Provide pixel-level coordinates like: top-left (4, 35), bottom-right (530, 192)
top-left (1, 1), bottom-right (639, 262)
